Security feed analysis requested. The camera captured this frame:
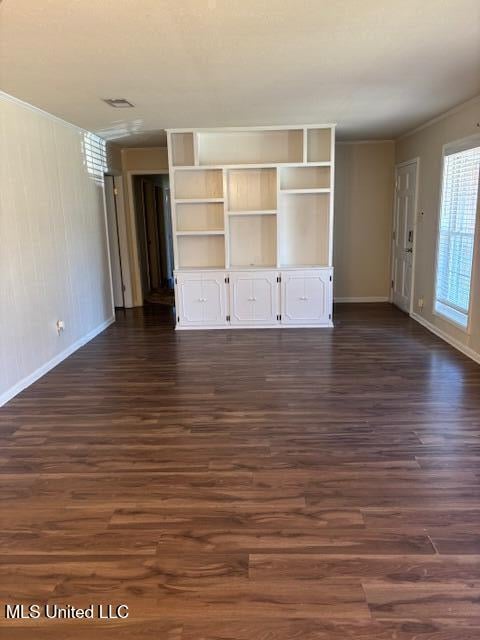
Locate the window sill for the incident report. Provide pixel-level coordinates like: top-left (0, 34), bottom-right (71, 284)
top-left (433, 302), bottom-right (470, 334)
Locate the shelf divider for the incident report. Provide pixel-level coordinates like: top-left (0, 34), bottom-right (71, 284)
top-left (280, 188), bottom-right (330, 195)
top-left (176, 230), bottom-right (224, 236)
top-left (227, 210), bottom-right (277, 216)
top-left (175, 197), bottom-right (224, 204)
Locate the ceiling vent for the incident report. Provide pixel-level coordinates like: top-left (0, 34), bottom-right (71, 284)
top-left (103, 98), bottom-right (135, 108)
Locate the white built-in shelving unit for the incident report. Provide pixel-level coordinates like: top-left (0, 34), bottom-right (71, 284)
top-left (167, 125), bottom-right (335, 329)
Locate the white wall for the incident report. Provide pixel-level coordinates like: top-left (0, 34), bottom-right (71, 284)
top-left (396, 96), bottom-right (480, 362)
top-left (334, 142), bottom-right (395, 301)
top-left (0, 93), bottom-right (115, 406)
top-left (106, 142), bottom-right (123, 175)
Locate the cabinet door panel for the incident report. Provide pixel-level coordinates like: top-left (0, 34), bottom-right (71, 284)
top-left (281, 269), bottom-right (332, 325)
top-left (177, 275), bottom-right (204, 325)
top-left (230, 275), bottom-right (255, 323)
top-left (252, 275), bottom-right (277, 322)
top-left (230, 271), bottom-right (278, 325)
top-left (202, 273), bottom-right (227, 325)
top-left (176, 272), bottom-right (226, 326)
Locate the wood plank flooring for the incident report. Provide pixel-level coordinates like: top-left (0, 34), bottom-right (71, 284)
top-left (1, 303), bottom-right (480, 639)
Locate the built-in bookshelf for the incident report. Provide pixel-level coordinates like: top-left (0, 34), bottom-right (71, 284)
top-left (167, 125), bottom-right (335, 329)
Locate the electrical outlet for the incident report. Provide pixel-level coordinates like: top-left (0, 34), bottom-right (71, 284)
top-left (418, 297), bottom-right (424, 310)
top-left (56, 320), bottom-right (65, 335)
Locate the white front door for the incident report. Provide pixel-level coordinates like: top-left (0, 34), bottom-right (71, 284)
top-left (230, 271), bottom-right (278, 325)
top-left (281, 269), bottom-right (332, 325)
top-left (391, 161), bottom-right (418, 313)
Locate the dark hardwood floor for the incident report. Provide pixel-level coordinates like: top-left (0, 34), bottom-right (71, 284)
top-left (1, 303), bottom-right (480, 639)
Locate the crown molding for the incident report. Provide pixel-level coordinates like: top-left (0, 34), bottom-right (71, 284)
top-left (398, 94), bottom-right (480, 141)
top-left (336, 139), bottom-right (394, 145)
top-left (0, 90), bottom-right (104, 140)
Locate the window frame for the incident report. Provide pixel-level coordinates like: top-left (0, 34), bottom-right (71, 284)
top-left (433, 134), bottom-right (480, 333)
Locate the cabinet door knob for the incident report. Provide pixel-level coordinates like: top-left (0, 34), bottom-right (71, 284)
top-left (299, 296), bottom-right (308, 301)
top-left (248, 297), bottom-right (257, 302)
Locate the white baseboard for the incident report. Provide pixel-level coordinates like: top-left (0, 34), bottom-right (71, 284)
top-left (0, 316), bottom-right (115, 408)
top-left (411, 312), bottom-right (480, 365)
top-left (176, 322), bottom-right (334, 330)
top-left (334, 296), bottom-right (389, 303)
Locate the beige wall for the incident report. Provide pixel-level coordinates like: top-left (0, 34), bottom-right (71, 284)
top-left (0, 93), bottom-right (114, 405)
top-left (120, 147), bottom-right (169, 306)
top-left (334, 142), bottom-right (395, 300)
top-left (121, 147), bottom-right (168, 172)
top-left (396, 96), bottom-right (480, 360)
top-left (106, 142), bottom-right (123, 174)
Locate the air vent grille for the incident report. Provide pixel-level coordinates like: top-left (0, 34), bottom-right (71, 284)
top-left (103, 98), bottom-right (134, 108)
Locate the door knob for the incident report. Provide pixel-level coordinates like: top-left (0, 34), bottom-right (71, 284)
top-left (405, 248), bottom-right (413, 253)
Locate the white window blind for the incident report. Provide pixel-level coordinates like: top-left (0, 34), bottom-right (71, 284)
top-left (82, 132), bottom-right (107, 185)
top-left (434, 142), bottom-right (480, 328)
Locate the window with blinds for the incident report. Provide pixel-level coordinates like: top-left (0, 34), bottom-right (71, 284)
top-left (82, 131), bottom-right (107, 185)
top-left (434, 141), bottom-right (480, 329)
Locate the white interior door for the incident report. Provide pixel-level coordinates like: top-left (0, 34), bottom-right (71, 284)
top-left (230, 271), bottom-right (278, 325)
top-left (391, 161), bottom-right (418, 313)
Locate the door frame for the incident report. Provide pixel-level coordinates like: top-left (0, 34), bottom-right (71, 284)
top-left (126, 170), bottom-right (169, 307)
top-left (390, 158), bottom-right (420, 316)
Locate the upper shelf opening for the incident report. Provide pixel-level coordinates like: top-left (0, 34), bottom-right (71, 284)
top-left (227, 168), bottom-right (277, 212)
top-left (307, 128), bottom-right (332, 163)
top-left (170, 132), bottom-right (194, 166)
top-left (280, 165), bottom-right (331, 190)
top-left (197, 129), bottom-right (303, 165)
top-left (174, 169), bottom-right (223, 199)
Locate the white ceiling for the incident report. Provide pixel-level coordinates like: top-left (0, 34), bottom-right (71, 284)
top-left (1, 0), bottom-right (479, 146)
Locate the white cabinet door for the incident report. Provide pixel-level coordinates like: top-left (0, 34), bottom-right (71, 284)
top-left (281, 269), bottom-right (332, 325)
top-left (177, 273), bottom-right (204, 325)
top-left (176, 271), bottom-right (227, 327)
top-left (202, 273), bottom-right (227, 325)
top-left (230, 271), bottom-right (278, 325)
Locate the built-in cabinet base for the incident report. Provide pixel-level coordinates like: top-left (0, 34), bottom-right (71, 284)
top-left (174, 268), bottom-right (333, 329)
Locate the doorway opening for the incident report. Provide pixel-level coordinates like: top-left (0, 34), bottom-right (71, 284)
top-left (133, 174), bottom-right (174, 307)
